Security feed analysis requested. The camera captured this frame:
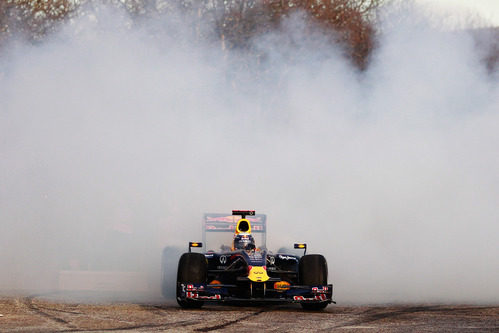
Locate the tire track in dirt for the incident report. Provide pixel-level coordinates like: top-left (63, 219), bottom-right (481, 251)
top-left (61, 320), bottom-right (204, 332)
top-left (319, 305), bottom-right (439, 330)
top-left (320, 305), bottom-right (499, 331)
top-left (18, 295), bottom-right (204, 333)
top-left (20, 295), bottom-right (78, 330)
top-left (194, 308), bottom-right (267, 332)
top-left (139, 304), bottom-right (174, 316)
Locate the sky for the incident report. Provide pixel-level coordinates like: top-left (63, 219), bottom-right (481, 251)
top-left (418, 0), bottom-right (499, 26)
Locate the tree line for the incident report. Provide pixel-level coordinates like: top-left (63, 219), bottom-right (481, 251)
top-left (1, 0), bottom-right (382, 70)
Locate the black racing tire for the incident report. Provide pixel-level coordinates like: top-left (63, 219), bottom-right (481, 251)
top-left (299, 254), bottom-right (329, 310)
top-left (176, 253), bottom-right (207, 309)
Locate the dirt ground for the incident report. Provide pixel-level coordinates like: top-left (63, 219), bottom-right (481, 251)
top-left (1, 293), bottom-right (498, 332)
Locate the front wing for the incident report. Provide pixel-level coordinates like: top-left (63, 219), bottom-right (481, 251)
top-left (178, 283), bottom-right (333, 304)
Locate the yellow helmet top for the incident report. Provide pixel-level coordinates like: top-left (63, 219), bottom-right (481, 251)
top-left (235, 218), bottom-right (251, 234)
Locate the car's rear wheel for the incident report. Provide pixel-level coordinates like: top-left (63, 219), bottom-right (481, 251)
top-left (176, 253), bottom-right (207, 309)
top-left (299, 254), bottom-right (329, 310)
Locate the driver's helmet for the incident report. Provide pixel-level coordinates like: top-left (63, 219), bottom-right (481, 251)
top-left (233, 233), bottom-right (255, 251)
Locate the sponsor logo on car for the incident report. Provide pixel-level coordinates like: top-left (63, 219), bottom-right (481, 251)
top-left (293, 294), bottom-right (328, 301)
top-left (249, 253), bottom-right (262, 260)
top-left (312, 286), bottom-right (329, 294)
top-left (278, 255), bottom-right (297, 261)
top-left (248, 266), bottom-right (270, 282)
top-left (274, 281), bottom-right (291, 290)
top-left (186, 292), bottom-right (221, 300)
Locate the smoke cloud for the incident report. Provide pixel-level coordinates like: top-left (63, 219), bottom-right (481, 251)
top-left (0, 3), bottom-right (497, 304)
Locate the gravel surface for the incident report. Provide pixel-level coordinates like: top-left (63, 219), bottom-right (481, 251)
top-left (1, 293), bottom-right (498, 332)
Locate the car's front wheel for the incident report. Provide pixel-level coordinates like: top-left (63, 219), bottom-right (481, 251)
top-left (176, 253), bottom-right (207, 309)
top-left (299, 254), bottom-right (329, 310)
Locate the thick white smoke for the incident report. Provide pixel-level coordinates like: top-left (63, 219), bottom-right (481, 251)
top-left (0, 3), bottom-right (497, 303)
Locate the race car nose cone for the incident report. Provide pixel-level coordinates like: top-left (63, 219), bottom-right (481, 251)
top-left (248, 266), bottom-right (270, 282)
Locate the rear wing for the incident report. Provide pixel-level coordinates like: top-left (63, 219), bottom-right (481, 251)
top-left (202, 213), bottom-right (267, 251)
top-left (232, 210), bottom-right (255, 218)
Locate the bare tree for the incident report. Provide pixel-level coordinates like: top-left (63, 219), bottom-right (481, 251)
top-left (259, 0), bottom-right (381, 69)
top-left (0, 0), bottom-right (77, 42)
top-left (1, 0), bottom-right (381, 69)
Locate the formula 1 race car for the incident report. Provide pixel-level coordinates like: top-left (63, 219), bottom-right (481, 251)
top-left (173, 210), bottom-right (334, 310)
